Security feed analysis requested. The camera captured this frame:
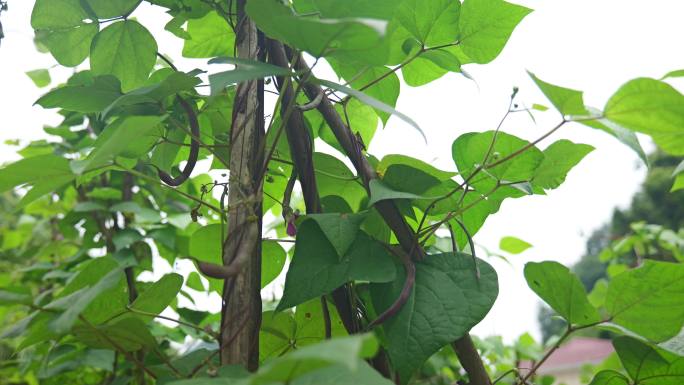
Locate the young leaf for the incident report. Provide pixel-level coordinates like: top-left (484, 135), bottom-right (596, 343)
top-left (73, 317), bottom-right (157, 352)
top-left (182, 11), bottom-right (235, 58)
top-left (605, 260), bottom-right (684, 341)
top-left (524, 261), bottom-right (600, 326)
top-left (371, 253), bottom-right (498, 382)
top-left (90, 20), bottom-right (158, 91)
top-left (277, 220), bottom-right (396, 310)
top-left (458, 0), bottom-right (532, 64)
top-left (317, 79), bottom-right (426, 142)
top-left (499, 236), bottom-right (532, 254)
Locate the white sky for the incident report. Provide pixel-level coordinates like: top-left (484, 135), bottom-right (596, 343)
top-left (1, 0), bottom-right (683, 342)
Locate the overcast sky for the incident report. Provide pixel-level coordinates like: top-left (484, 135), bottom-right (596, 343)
top-left (1, 0), bottom-right (683, 342)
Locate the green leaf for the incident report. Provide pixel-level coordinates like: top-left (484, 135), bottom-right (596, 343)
top-left (0, 154), bottom-right (73, 193)
top-left (46, 268), bottom-right (124, 334)
top-left (294, 298), bottom-right (347, 347)
top-left (26, 69), bottom-right (51, 88)
top-left (452, 130), bottom-right (544, 205)
top-left (260, 310), bottom-right (296, 361)
top-left (314, 152), bottom-right (367, 211)
top-left (31, 0), bottom-right (99, 66)
top-left (186, 272), bottom-right (205, 291)
top-left (318, 79), bottom-right (426, 142)
top-left (130, 273), bottom-right (183, 316)
top-left (318, 98), bottom-right (379, 153)
top-left (402, 55), bottom-right (449, 87)
top-left (290, 362), bottom-right (394, 385)
top-left (182, 11), bottom-right (235, 58)
top-left (524, 261), bottom-right (600, 326)
top-left (305, 212), bottom-right (367, 257)
top-left (73, 317), bottom-right (157, 352)
top-left (0, 289), bottom-right (32, 306)
top-left (208, 57), bottom-right (293, 95)
top-left (189, 224), bottom-right (223, 264)
top-left (395, 0), bottom-right (460, 46)
top-left (90, 20), bottom-right (158, 91)
top-left (499, 236), bottom-right (532, 254)
top-left (532, 140), bottom-right (594, 190)
top-left (262, 240), bottom-right (286, 288)
top-left (604, 78), bottom-right (684, 155)
top-left (84, 0), bottom-right (140, 18)
top-left (296, 0), bottom-right (400, 20)
top-left (458, 0), bottom-right (531, 64)
top-left (367, 179), bottom-right (430, 207)
top-left (72, 115), bottom-right (164, 174)
top-left (247, 0), bottom-right (387, 63)
top-left (253, 334), bottom-right (379, 383)
top-left (672, 174), bottom-right (684, 192)
top-left (277, 220), bottom-right (396, 310)
top-left (605, 260), bottom-right (684, 341)
top-left (36, 74), bottom-right (123, 113)
top-left (371, 253), bottom-right (498, 381)
top-left (613, 336), bottom-right (684, 385)
top-left (588, 370), bottom-right (629, 385)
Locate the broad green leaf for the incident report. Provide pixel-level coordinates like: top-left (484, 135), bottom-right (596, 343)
top-left (614, 337), bottom-right (669, 382)
top-left (46, 268), bottom-right (124, 334)
top-left (371, 253), bottom-right (498, 381)
top-left (605, 260), bottom-right (684, 341)
top-left (587, 279), bottom-right (609, 308)
top-left (672, 174), bottom-right (684, 192)
top-left (26, 69), bottom-right (51, 88)
top-left (499, 236), bottom-right (532, 254)
top-left (182, 11), bottom-right (235, 58)
top-left (90, 20), bottom-right (158, 91)
top-left (31, 0), bottom-right (99, 66)
top-left (208, 57), bottom-right (293, 95)
top-left (73, 317), bottom-right (157, 352)
top-left (588, 370), bottom-right (629, 385)
top-left (253, 334), bottom-right (378, 383)
top-left (0, 154), bottom-right (73, 193)
top-left (452, 130), bottom-right (544, 205)
top-left (85, 0), bottom-right (140, 18)
top-left (524, 261), bottom-right (600, 326)
top-left (297, 0), bottom-right (400, 20)
top-left (247, 0), bottom-right (387, 64)
top-left (277, 220), bottom-right (396, 310)
top-left (130, 273), bottom-right (183, 316)
top-left (449, 192), bottom-right (494, 249)
top-left (72, 115), bottom-right (164, 174)
top-left (305, 212), bottom-right (367, 257)
top-left (604, 78), bottom-right (684, 155)
top-left (318, 98), bottom-right (379, 153)
top-left (532, 140), bottom-right (594, 190)
top-left (262, 240), bottom-right (286, 288)
top-left (395, 0), bottom-right (460, 46)
top-left (458, 0), bottom-right (531, 64)
top-left (402, 55), bottom-right (449, 87)
top-left (318, 79), bottom-right (426, 142)
top-left (36, 75), bottom-right (123, 113)
top-left (189, 224), bottom-right (223, 264)
top-left (328, 59), bottom-right (399, 125)
top-left (367, 179), bottom-right (430, 207)
top-left (0, 289), bottom-right (32, 306)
